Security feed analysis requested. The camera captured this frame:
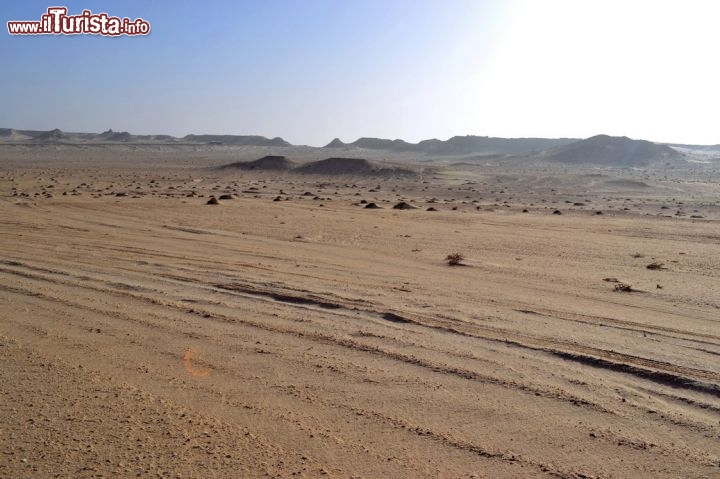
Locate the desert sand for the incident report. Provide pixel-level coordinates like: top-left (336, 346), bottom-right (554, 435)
top-left (1, 145), bottom-right (719, 478)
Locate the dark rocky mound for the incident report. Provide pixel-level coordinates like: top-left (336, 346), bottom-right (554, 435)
top-left (184, 134), bottom-right (291, 147)
top-left (294, 158), bottom-right (415, 177)
top-left (393, 202), bottom-right (418, 210)
top-left (543, 135), bottom-right (683, 166)
top-left (206, 197), bottom-right (220, 205)
top-left (219, 155), bottom-right (297, 171)
top-left (325, 138), bottom-right (347, 148)
top-left (364, 202), bottom-right (381, 209)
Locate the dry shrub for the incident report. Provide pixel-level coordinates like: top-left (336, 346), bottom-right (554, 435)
top-left (646, 262), bottom-right (665, 270)
top-left (445, 253), bottom-right (465, 266)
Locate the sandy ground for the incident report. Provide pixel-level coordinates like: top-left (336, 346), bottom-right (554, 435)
top-left (1, 151), bottom-right (719, 478)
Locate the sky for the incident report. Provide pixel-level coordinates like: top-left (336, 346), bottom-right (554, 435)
top-left (1, 0), bottom-right (719, 146)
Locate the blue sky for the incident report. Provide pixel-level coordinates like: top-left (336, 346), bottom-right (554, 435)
top-left (2, 1), bottom-right (719, 145)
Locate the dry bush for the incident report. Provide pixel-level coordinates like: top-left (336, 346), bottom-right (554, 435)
top-left (646, 262), bottom-right (665, 270)
top-left (614, 282), bottom-right (634, 292)
top-left (445, 253), bottom-right (465, 266)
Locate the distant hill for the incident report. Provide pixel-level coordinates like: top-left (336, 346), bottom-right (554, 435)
top-left (416, 138), bottom-right (444, 151)
top-left (0, 129), bottom-right (291, 146)
top-left (183, 134), bottom-right (290, 147)
top-left (1, 128), bottom-right (146, 143)
top-left (294, 157), bottom-right (415, 177)
top-left (98, 129), bottom-right (132, 141)
top-left (0, 128), bottom-right (32, 141)
top-left (543, 135), bottom-right (683, 166)
top-left (0, 128), bottom-right (706, 163)
top-left (331, 135), bottom-right (577, 156)
top-left (150, 134), bottom-right (175, 141)
top-left (325, 138), bottom-right (347, 148)
top-left (218, 155), bottom-right (296, 171)
top-left (34, 128), bottom-right (66, 141)
top-left (350, 137), bottom-right (417, 151)
top-left (428, 136), bottom-right (576, 156)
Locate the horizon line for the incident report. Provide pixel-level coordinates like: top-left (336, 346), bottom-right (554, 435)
top-left (1, 126), bottom-right (718, 148)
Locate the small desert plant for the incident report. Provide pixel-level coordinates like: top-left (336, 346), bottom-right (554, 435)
top-left (445, 253), bottom-right (465, 266)
top-left (646, 262), bottom-right (665, 270)
top-left (614, 282), bottom-right (634, 292)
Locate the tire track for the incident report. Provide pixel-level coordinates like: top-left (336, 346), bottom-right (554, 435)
top-left (2, 257), bottom-right (718, 403)
top-left (0, 269), bottom-right (611, 414)
top-left (215, 276), bottom-right (720, 396)
top-left (513, 307), bottom-right (720, 344)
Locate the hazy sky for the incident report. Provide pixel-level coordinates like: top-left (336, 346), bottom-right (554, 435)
top-left (2, 0), bottom-right (719, 145)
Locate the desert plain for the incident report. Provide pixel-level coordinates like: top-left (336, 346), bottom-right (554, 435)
top-left (1, 139), bottom-right (719, 478)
